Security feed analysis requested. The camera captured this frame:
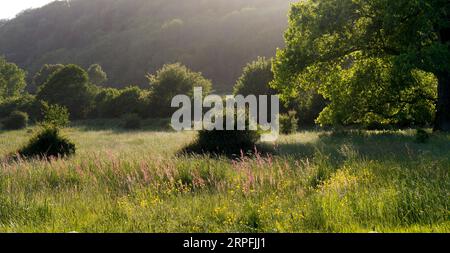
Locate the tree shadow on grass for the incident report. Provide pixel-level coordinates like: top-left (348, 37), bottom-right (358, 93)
top-left (177, 141), bottom-right (277, 160)
top-left (176, 129), bottom-right (429, 162)
top-left (275, 129), bottom-right (450, 163)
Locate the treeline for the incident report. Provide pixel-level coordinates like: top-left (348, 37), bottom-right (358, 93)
top-left (1, 53), bottom-right (324, 134)
top-left (0, 58), bottom-right (213, 122)
top-left (0, 0), bottom-right (292, 92)
top-left (1, 49), bottom-right (437, 132)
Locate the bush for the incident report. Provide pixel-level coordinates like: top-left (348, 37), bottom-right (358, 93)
top-left (2, 111), bottom-right (29, 130)
top-left (18, 126), bottom-right (75, 159)
top-left (194, 129), bottom-right (260, 155)
top-left (183, 110), bottom-right (261, 156)
top-left (122, 113), bottom-right (142, 130)
top-left (280, 111), bottom-right (298, 134)
top-left (416, 129), bottom-right (430, 143)
top-left (42, 103), bottom-right (70, 128)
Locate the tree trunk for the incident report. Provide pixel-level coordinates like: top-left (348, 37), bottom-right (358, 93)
top-left (434, 71), bottom-right (450, 132)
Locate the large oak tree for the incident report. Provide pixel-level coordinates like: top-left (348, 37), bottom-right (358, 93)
top-left (272, 0), bottom-right (450, 130)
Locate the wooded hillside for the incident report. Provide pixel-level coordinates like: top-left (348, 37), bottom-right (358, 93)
top-left (0, 0), bottom-right (292, 92)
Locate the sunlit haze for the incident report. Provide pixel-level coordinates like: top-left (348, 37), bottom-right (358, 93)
top-left (0, 0), bottom-right (56, 19)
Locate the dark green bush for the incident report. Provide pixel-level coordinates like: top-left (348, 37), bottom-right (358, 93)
top-left (122, 113), bottom-right (142, 130)
top-left (183, 110), bottom-right (261, 156)
top-left (416, 129), bottom-right (430, 143)
top-left (194, 129), bottom-right (260, 155)
top-left (2, 111), bottom-right (29, 130)
top-left (280, 111), bottom-right (298, 134)
top-left (18, 126), bottom-right (76, 159)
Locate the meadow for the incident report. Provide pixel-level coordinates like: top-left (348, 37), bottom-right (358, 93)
top-left (0, 120), bottom-right (449, 233)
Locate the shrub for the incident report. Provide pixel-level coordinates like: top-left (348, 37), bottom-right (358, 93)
top-left (18, 126), bottom-right (75, 159)
top-left (184, 110), bottom-right (261, 156)
top-left (280, 111), bottom-right (298, 134)
top-left (42, 103), bottom-right (70, 128)
top-left (2, 111), bottom-right (29, 130)
top-left (416, 129), bottom-right (430, 143)
top-left (122, 113), bottom-right (142, 130)
top-left (194, 129), bottom-right (260, 155)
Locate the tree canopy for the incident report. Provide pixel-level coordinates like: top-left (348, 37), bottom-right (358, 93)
top-left (37, 64), bottom-right (95, 119)
top-left (233, 57), bottom-right (275, 96)
top-left (272, 0), bottom-right (450, 129)
top-left (148, 63), bottom-right (212, 117)
top-left (88, 64), bottom-right (108, 86)
top-left (0, 56), bottom-right (27, 100)
top-left (32, 64), bottom-right (65, 91)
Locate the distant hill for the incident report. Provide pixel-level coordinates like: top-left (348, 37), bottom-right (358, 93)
top-left (0, 0), bottom-right (293, 92)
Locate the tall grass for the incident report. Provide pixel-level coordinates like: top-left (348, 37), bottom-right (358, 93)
top-left (0, 124), bottom-right (448, 232)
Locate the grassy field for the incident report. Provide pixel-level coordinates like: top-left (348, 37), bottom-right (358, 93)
top-left (0, 120), bottom-right (449, 233)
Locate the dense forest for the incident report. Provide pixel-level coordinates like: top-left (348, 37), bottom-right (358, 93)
top-left (0, 0), bottom-right (292, 92)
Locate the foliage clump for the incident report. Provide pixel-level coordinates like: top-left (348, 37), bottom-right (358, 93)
top-left (193, 129), bottom-right (261, 156)
top-left (15, 103), bottom-right (75, 159)
top-left (18, 126), bottom-right (75, 159)
top-left (2, 111), bottom-right (28, 130)
top-left (183, 110), bottom-right (261, 156)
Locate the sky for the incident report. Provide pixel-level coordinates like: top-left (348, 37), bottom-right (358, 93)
top-left (0, 0), bottom-right (56, 19)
